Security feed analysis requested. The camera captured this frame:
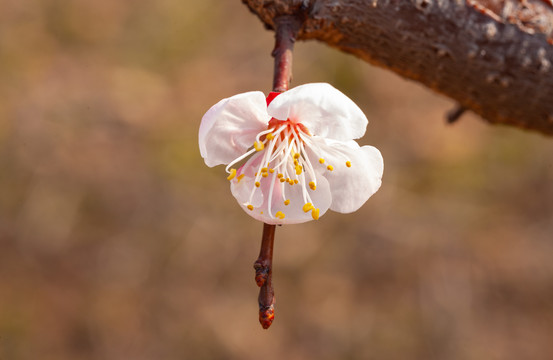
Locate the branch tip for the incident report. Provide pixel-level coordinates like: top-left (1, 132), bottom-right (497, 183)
top-left (446, 105), bottom-right (468, 124)
top-left (259, 305), bottom-right (275, 329)
top-left (254, 223), bottom-right (276, 329)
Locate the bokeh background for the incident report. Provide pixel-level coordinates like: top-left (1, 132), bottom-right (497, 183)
top-left (2, 1), bottom-right (553, 359)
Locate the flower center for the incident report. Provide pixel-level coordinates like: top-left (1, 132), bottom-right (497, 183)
top-left (225, 118), bottom-right (333, 221)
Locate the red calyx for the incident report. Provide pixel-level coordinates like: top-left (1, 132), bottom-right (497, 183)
top-left (266, 91), bottom-right (281, 106)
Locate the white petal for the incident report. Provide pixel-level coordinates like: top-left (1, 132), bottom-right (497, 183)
top-left (199, 91), bottom-right (269, 167)
top-left (267, 83), bottom-right (368, 141)
top-left (230, 153), bottom-right (264, 207)
top-left (230, 155), bottom-right (332, 224)
top-left (305, 137), bottom-right (383, 213)
top-left (261, 173), bottom-right (332, 225)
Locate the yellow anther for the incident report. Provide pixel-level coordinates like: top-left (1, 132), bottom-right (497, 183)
top-left (294, 159), bottom-right (299, 166)
top-left (319, 158), bottom-right (325, 164)
top-left (284, 199), bottom-right (290, 206)
top-left (327, 165), bottom-right (334, 171)
top-left (293, 153), bottom-right (300, 159)
top-left (237, 174), bottom-right (245, 183)
top-left (277, 173), bottom-right (283, 178)
top-left (254, 172), bottom-right (258, 176)
top-left (262, 172), bottom-right (268, 178)
top-left (266, 133), bottom-right (274, 140)
top-left (261, 167), bottom-right (268, 173)
top-left (294, 179), bottom-right (298, 184)
top-left (346, 161), bottom-right (352, 168)
top-left (312, 208), bottom-right (320, 220)
top-left (227, 168), bottom-right (237, 180)
top-left (279, 178), bottom-right (286, 183)
top-left (275, 211), bottom-right (285, 219)
top-left (255, 181), bottom-right (260, 187)
top-left (288, 179), bottom-right (294, 185)
top-left (303, 203), bottom-right (315, 213)
top-left (309, 181), bottom-right (316, 190)
top-left (295, 165), bottom-right (303, 175)
top-left (269, 168), bottom-right (275, 173)
top-left (247, 204), bottom-right (254, 211)
top-left (254, 141), bottom-right (264, 151)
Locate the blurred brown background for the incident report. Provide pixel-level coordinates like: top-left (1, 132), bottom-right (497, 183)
top-left (1, 1), bottom-right (553, 359)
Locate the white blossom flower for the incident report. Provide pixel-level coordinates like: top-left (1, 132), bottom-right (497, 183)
top-left (199, 83), bottom-right (383, 225)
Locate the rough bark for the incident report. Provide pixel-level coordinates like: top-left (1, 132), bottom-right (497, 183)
top-left (242, 0), bottom-right (553, 135)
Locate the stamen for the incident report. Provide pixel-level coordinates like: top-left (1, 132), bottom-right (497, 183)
top-left (249, 135), bottom-right (278, 206)
top-left (295, 138), bottom-right (317, 192)
top-left (346, 161), bottom-right (352, 167)
top-left (254, 141), bottom-right (264, 151)
top-left (255, 128), bottom-right (274, 143)
top-left (266, 127), bottom-right (288, 163)
top-left (267, 166), bottom-right (278, 218)
top-left (229, 119), bottom-right (328, 223)
top-left (225, 147), bottom-right (257, 173)
top-left (227, 168), bottom-right (237, 180)
top-left (291, 130), bottom-right (315, 208)
top-left (312, 208), bottom-right (320, 220)
top-left (272, 127), bottom-right (295, 170)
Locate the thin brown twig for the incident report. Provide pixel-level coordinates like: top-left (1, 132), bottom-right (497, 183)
top-left (271, 15), bottom-right (301, 93)
top-left (252, 14), bottom-right (301, 330)
top-left (254, 223), bottom-right (276, 329)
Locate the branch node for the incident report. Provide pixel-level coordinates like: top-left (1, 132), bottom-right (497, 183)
top-left (253, 260), bottom-right (270, 287)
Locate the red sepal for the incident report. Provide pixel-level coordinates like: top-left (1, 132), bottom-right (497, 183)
top-left (266, 91), bottom-right (281, 106)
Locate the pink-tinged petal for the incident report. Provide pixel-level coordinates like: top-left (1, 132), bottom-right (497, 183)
top-left (199, 91), bottom-right (269, 167)
top-left (260, 172), bottom-right (332, 225)
top-left (267, 83), bottom-right (368, 141)
top-left (230, 154), bottom-right (332, 224)
top-left (231, 176), bottom-right (264, 208)
top-left (230, 153), bottom-right (264, 207)
top-left (305, 137), bottom-right (383, 213)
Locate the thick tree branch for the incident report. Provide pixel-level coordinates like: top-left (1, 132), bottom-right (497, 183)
top-left (243, 0), bottom-right (553, 135)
